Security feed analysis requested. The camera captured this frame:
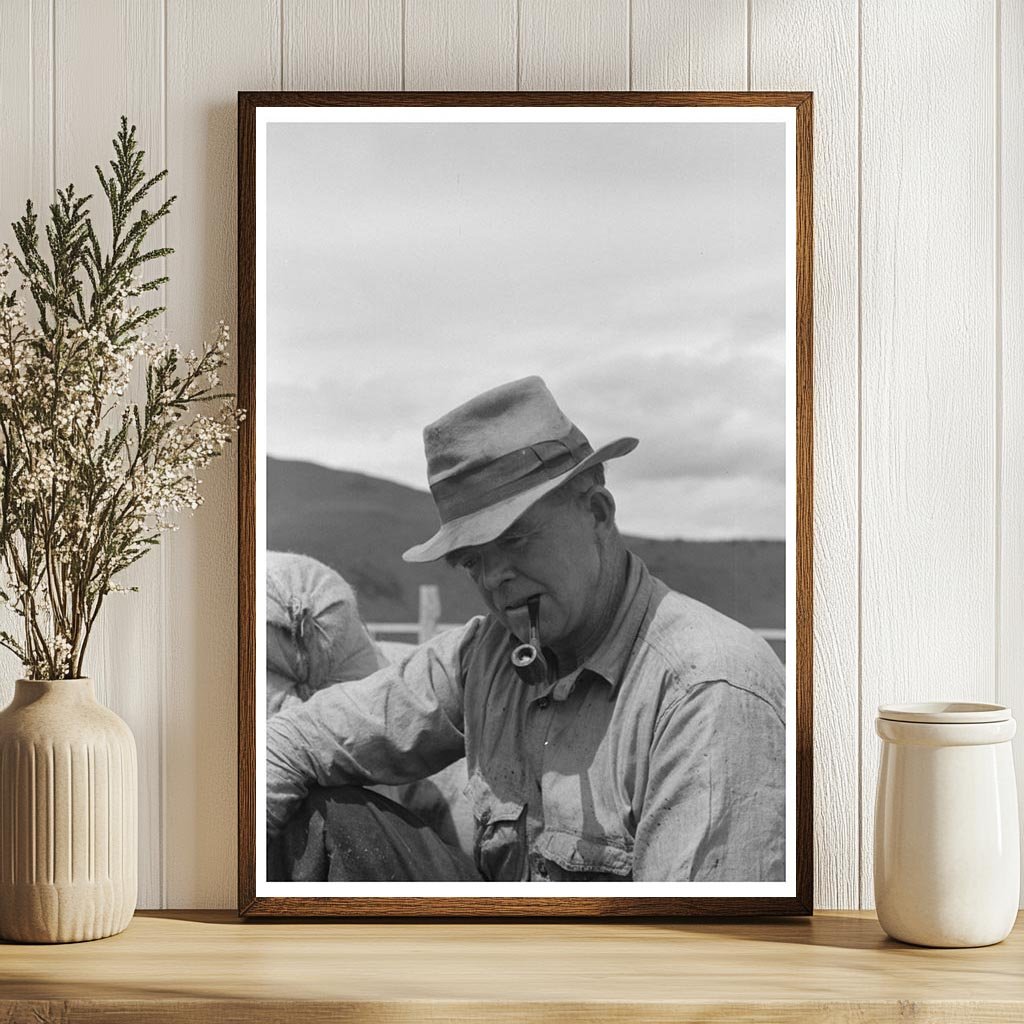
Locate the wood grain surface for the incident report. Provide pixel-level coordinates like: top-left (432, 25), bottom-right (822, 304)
top-left (1, 911), bottom-right (1023, 1023)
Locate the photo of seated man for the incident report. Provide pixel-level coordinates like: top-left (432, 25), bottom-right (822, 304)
top-left (265, 375), bottom-right (785, 883)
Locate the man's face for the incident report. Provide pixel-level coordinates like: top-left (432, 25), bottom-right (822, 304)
top-left (447, 487), bottom-right (605, 657)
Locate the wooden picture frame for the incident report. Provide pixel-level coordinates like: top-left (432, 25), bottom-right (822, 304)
top-left (238, 91), bottom-right (813, 917)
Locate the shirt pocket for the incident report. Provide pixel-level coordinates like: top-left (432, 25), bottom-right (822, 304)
top-left (464, 771), bottom-right (527, 881)
top-left (534, 829), bottom-right (634, 881)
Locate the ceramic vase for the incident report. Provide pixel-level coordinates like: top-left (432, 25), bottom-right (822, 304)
top-left (0, 678), bottom-right (137, 943)
top-left (874, 701), bottom-right (1019, 948)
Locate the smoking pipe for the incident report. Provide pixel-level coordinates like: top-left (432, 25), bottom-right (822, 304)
top-left (510, 595), bottom-right (548, 686)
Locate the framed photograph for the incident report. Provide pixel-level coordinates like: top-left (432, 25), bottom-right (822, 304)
top-left (238, 91), bottom-right (812, 917)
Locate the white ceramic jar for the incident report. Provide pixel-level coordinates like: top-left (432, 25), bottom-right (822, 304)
top-left (874, 702), bottom-right (1019, 947)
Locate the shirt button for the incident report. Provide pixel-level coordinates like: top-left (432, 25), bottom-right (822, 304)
top-left (537, 697), bottom-right (551, 709)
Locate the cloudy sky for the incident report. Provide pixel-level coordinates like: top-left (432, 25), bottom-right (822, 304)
top-left (266, 118), bottom-right (787, 540)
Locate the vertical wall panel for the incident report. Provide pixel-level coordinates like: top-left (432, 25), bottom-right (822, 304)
top-left (860, 1), bottom-right (997, 908)
top-left (404, 0), bottom-right (516, 90)
top-left (50, 0), bottom-right (166, 909)
top-left (283, 0), bottom-right (401, 90)
top-left (519, 0), bottom-right (628, 90)
top-left (631, 0), bottom-right (746, 90)
top-left (0, 1), bottom-right (53, 702)
top-left (1001, 0), bottom-right (1024, 904)
top-left (165, 0), bottom-right (279, 908)
top-left (751, 0), bottom-right (860, 911)
top-left (0, 0), bottom-right (51, 229)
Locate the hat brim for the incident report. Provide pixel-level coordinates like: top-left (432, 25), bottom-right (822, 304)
top-left (401, 437), bottom-right (638, 563)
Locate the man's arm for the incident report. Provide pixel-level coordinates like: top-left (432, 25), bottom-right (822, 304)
top-left (633, 678), bottom-right (786, 882)
top-left (266, 619), bottom-right (480, 834)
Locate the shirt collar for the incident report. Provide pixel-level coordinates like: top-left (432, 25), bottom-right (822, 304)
top-left (573, 551), bottom-right (654, 697)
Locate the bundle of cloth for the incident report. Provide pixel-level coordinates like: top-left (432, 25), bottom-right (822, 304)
top-left (266, 551), bottom-right (472, 857)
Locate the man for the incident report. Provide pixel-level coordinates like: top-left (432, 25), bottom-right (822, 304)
top-left (267, 376), bottom-right (785, 882)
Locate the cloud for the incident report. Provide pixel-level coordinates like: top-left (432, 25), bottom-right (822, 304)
top-left (557, 344), bottom-right (785, 484)
top-left (265, 118), bottom-right (789, 539)
top-left (611, 473), bottom-right (787, 540)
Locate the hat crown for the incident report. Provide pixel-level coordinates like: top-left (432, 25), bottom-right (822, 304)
top-left (424, 376), bottom-right (574, 486)
top-left (402, 375), bottom-right (637, 562)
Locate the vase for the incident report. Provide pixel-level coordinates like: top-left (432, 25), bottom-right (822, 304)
top-left (0, 678), bottom-right (137, 942)
top-left (874, 701), bottom-right (1019, 948)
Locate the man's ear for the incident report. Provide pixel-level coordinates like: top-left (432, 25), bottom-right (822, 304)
top-left (587, 487), bottom-right (616, 532)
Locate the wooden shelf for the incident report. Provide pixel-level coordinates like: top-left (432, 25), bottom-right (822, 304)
top-left (1, 910), bottom-right (1022, 1022)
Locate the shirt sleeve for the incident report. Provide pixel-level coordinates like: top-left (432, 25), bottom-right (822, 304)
top-left (633, 678), bottom-right (786, 882)
top-left (265, 619), bottom-right (480, 834)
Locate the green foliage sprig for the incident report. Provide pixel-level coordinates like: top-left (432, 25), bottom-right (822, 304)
top-left (0, 117), bottom-right (243, 679)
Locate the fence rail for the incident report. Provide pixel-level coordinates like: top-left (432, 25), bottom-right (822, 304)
top-left (371, 622), bottom-right (464, 639)
top-left (368, 586), bottom-right (786, 645)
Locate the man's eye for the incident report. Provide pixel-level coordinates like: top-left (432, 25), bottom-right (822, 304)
top-left (459, 554), bottom-right (480, 572)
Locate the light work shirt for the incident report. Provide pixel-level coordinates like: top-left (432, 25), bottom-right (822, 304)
top-left (266, 553), bottom-right (787, 882)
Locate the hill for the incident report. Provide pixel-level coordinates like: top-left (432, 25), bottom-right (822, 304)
top-left (267, 457), bottom-right (785, 629)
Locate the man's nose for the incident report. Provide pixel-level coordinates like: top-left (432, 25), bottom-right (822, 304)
top-left (477, 547), bottom-right (515, 591)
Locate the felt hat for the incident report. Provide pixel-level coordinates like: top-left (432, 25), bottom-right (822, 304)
top-left (402, 376), bottom-right (638, 563)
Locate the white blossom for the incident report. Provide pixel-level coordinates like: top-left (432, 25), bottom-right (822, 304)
top-left (0, 244), bottom-right (243, 678)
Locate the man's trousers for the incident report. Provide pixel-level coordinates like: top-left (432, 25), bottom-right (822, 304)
top-left (268, 785), bottom-right (483, 882)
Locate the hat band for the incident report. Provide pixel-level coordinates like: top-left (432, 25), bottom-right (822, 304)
top-left (431, 425), bottom-right (593, 522)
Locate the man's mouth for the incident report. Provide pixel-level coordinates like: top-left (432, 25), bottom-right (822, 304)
top-left (505, 596), bottom-right (541, 614)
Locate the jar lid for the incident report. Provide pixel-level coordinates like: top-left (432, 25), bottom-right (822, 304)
top-left (877, 701), bottom-right (1011, 724)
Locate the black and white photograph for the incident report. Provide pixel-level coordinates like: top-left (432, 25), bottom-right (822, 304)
top-left (240, 95), bottom-right (811, 915)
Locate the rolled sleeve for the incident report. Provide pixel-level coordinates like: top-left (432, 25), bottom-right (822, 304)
top-left (266, 620), bottom-right (480, 834)
top-left (633, 678), bottom-right (785, 882)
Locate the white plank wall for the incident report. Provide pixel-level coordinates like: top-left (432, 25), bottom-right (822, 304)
top-left (518, 0), bottom-right (629, 90)
top-left (0, 2), bottom-right (52, 694)
top-left (53, 0), bottom-right (167, 910)
top-left (162, 0), bottom-right (280, 909)
top-left (750, 0), bottom-right (860, 913)
top-left (0, 0), bottom-right (51, 232)
top-left (859, 0), bottom-right (998, 909)
top-left (283, 0), bottom-right (402, 91)
top-left (405, 0), bottom-right (516, 89)
top-left (1003, 0), bottom-right (1024, 905)
top-left (0, 0), bottom-right (1020, 910)
top-left (631, 1), bottom-right (746, 91)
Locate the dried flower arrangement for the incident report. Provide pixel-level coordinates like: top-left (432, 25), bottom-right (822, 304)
top-left (0, 118), bottom-right (243, 679)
